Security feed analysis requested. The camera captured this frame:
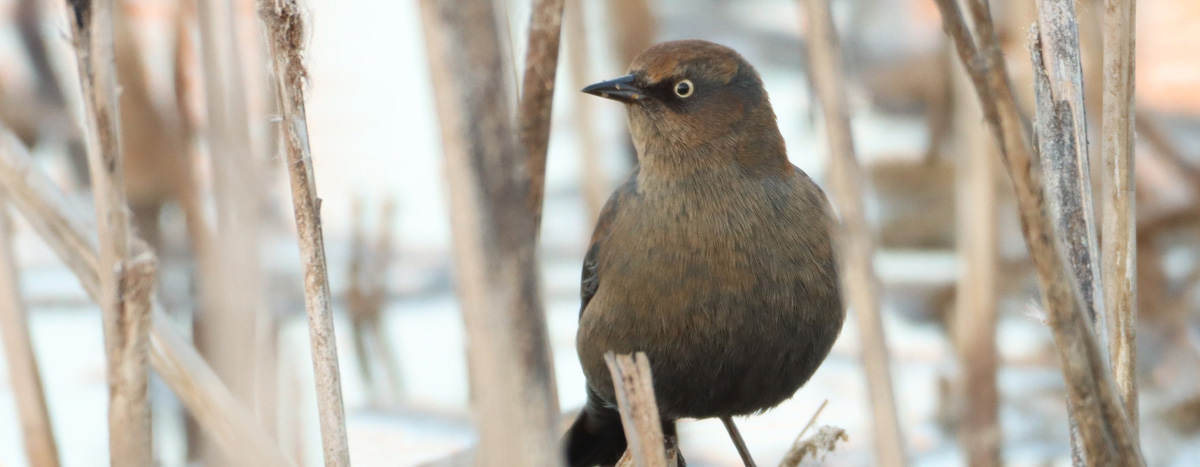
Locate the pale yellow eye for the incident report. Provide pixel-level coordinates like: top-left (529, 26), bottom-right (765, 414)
top-left (674, 79), bottom-right (694, 98)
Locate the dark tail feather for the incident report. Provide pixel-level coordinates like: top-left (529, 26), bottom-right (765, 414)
top-left (565, 394), bottom-right (626, 467)
top-left (564, 392), bottom-right (686, 467)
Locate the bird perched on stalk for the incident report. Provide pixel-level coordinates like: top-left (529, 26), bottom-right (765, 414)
top-left (565, 40), bottom-right (845, 466)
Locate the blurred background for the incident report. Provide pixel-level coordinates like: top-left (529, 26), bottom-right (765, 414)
top-left (0, 0), bottom-right (1198, 465)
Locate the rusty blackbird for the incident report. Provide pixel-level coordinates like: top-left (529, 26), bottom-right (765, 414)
top-left (564, 40), bottom-right (846, 466)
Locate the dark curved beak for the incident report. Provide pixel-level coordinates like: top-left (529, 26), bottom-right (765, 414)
top-left (582, 74), bottom-right (647, 104)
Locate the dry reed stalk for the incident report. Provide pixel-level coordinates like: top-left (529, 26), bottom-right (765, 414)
top-left (193, 0), bottom-right (268, 429)
top-left (150, 311), bottom-right (298, 467)
top-left (1032, 0), bottom-right (1106, 338)
top-left (565, 0), bottom-right (610, 221)
top-left (604, 0), bottom-right (656, 76)
top-left (346, 198), bottom-right (403, 403)
top-left (604, 0), bottom-right (655, 165)
top-left (932, 0), bottom-right (1143, 464)
top-left (519, 0), bottom-right (566, 228)
top-left (0, 131), bottom-right (293, 466)
top-left (346, 199), bottom-right (376, 393)
top-left (951, 55), bottom-right (1000, 467)
top-left (417, 0), bottom-right (562, 465)
top-left (605, 352), bottom-right (670, 467)
top-left (192, 0), bottom-right (274, 457)
top-left (369, 199), bottom-right (403, 400)
top-left (63, 1), bottom-right (153, 463)
top-left (0, 199), bottom-right (60, 467)
top-left (1101, 0), bottom-right (1138, 432)
top-left (258, 0), bottom-right (351, 463)
top-left (802, 1), bottom-right (906, 465)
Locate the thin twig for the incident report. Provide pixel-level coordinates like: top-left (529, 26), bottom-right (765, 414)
top-left (797, 400), bottom-right (828, 442)
top-left (519, 0), bottom-right (566, 229)
top-left (1101, 0), bottom-right (1138, 434)
top-left (258, 1), bottom-right (351, 464)
top-left (780, 401), bottom-right (840, 467)
top-left (720, 416), bottom-right (757, 467)
top-left (802, 1), bottom-right (906, 465)
top-left (0, 131), bottom-right (293, 466)
top-left (63, 1), bottom-right (151, 463)
top-left (417, 0), bottom-right (562, 464)
top-left (0, 198), bottom-right (60, 467)
top-left (605, 352), bottom-right (669, 467)
top-left (932, 0), bottom-right (1143, 464)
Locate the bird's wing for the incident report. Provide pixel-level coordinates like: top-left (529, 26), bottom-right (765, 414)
top-left (580, 170), bottom-right (638, 319)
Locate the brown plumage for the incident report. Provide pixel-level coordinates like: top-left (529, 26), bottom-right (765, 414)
top-left (565, 40), bottom-right (845, 466)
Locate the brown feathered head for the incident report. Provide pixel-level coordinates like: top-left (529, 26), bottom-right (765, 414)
top-left (583, 40), bottom-right (785, 170)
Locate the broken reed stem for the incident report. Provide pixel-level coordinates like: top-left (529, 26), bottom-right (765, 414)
top-left (951, 53), bottom-right (1000, 467)
top-left (258, 1), bottom-right (351, 464)
top-left (0, 199), bottom-right (60, 467)
top-left (63, 1), bottom-right (152, 463)
top-left (932, 0), bottom-right (1143, 464)
top-left (778, 426), bottom-right (848, 466)
top-left (0, 131), bottom-right (293, 466)
top-left (519, 0), bottom-right (566, 229)
top-left (605, 352), bottom-right (669, 467)
top-left (565, 0), bottom-right (610, 221)
top-left (1101, 0), bottom-right (1138, 433)
top-left (1033, 0), bottom-right (1107, 342)
top-left (417, 0), bottom-right (561, 465)
top-left (802, 1), bottom-right (906, 465)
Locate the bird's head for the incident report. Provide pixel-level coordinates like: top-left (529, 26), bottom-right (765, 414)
top-left (582, 40), bottom-right (785, 170)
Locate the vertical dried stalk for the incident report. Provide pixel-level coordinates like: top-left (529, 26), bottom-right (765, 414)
top-left (604, 0), bottom-right (655, 165)
top-left (370, 199), bottom-right (404, 400)
top-left (933, 0), bottom-right (1143, 464)
top-left (605, 352), bottom-right (668, 467)
top-left (258, 1), bottom-right (351, 464)
top-left (952, 55), bottom-right (1000, 467)
top-left (604, 0), bottom-right (656, 74)
top-left (63, 1), bottom-right (152, 463)
top-left (1101, 0), bottom-right (1138, 433)
top-left (192, 0), bottom-right (271, 453)
top-left (0, 199), bottom-right (60, 467)
top-left (519, 0), bottom-right (566, 228)
top-left (417, 0), bottom-right (561, 464)
top-left (565, 0), bottom-right (610, 221)
top-left (1033, 0), bottom-right (1107, 339)
top-left (0, 130), bottom-right (294, 467)
top-left (346, 198), bottom-right (403, 402)
top-left (802, 1), bottom-right (906, 465)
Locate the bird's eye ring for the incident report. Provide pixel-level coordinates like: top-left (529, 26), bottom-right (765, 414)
top-left (674, 79), bottom-right (694, 98)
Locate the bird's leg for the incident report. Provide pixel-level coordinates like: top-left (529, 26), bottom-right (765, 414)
top-left (720, 416), bottom-right (757, 467)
